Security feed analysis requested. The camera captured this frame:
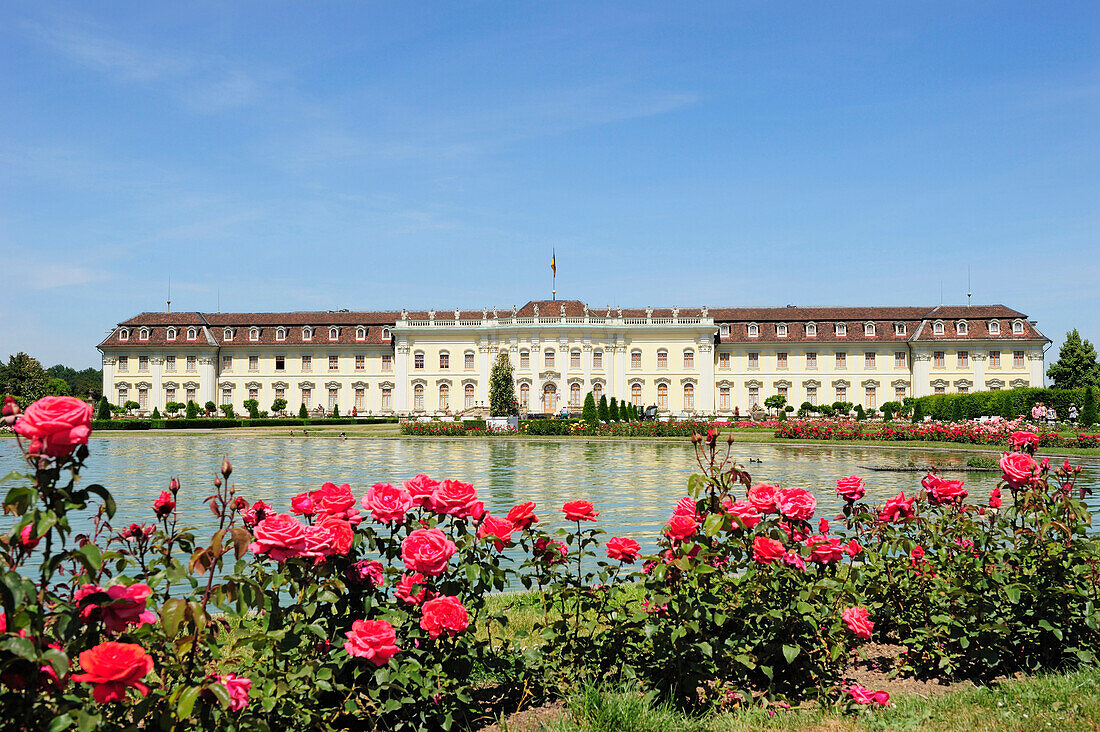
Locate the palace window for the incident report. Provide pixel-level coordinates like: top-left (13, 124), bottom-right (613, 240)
top-left (719, 386), bottom-right (730, 410)
top-left (749, 385), bottom-right (759, 405)
top-left (835, 386), bottom-right (846, 402)
top-left (777, 384), bottom-right (788, 400)
top-left (222, 355), bottom-right (232, 372)
top-left (139, 328), bottom-right (149, 341)
top-left (776, 323), bottom-right (788, 338)
top-left (748, 352), bottom-right (759, 369)
top-left (329, 328), bottom-right (339, 341)
top-left (275, 356), bottom-right (285, 371)
top-left (519, 383), bottom-right (530, 409)
top-left (1013, 350), bottom-right (1025, 368)
top-left (221, 388), bottom-right (231, 406)
top-left (464, 384), bottom-right (475, 409)
top-left (683, 350), bottom-right (694, 369)
top-left (465, 352), bottom-right (475, 370)
top-left (631, 351), bottom-right (642, 369)
top-left (224, 328), bottom-right (233, 341)
top-left (630, 383), bottom-right (641, 406)
top-left (413, 385), bottom-right (424, 411)
top-left (864, 352), bottom-right (876, 369)
top-left (777, 352), bottom-right (788, 369)
top-left (684, 383), bottom-right (695, 410)
top-left (381, 386), bottom-right (392, 410)
top-left (593, 383), bottom-right (603, 402)
top-left (276, 328), bottom-right (286, 341)
top-left (165, 356), bottom-right (176, 371)
top-left (895, 385), bottom-right (906, 401)
top-left (118, 386), bottom-right (128, 405)
top-left (275, 387), bottom-right (285, 401)
top-left (933, 351), bottom-right (945, 368)
top-left (989, 320), bottom-right (1000, 335)
top-left (806, 385), bottom-right (817, 405)
top-left (382, 354), bottom-right (393, 371)
top-left (186, 356), bottom-right (196, 371)
top-left (570, 383), bottom-right (581, 408)
top-left (956, 321), bottom-right (968, 335)
top-left (657, 350), bottom-right (668, 369)
top-left (747, 323), bottom-right (759, 338)
top-left (593, 350), bottom-right (603, 369)
top-left (250, 328), bottom-right (260, 341)
top-left (958, 384), bottom-right (969, 394)
top-left (657, 383), bottom-right (668, 410)
top-left (835, 352), bottom-right (847, 369)
top-left (989, 350), bottom-right (1001, 368)
top-left (139, 356), bottom-right (149, 372)
top-left (167, 328), bottom-right (177, 341)
top-left (894, 323), bottom-right (906, 336)
top-left (1013, 320), bottom-right (1024, 334)
top-left (718, 352), bottom-right (730, 369)
top-left (806, 352), bottom-right (817, 369)
top-left (303, 327), bottom-right (313, 341)
top-left (414, 353), bottom-right (424, 369)
top-left (865, 387), bottom-right (876, 409)
top-left (806, 323), bottom-right (817, 337)
top-left (933, 321), bottom-right (944, 335)
top-left (355, 388), bottom-right (364, 410)
top-left (186, 387), bottom-right (196, 404)
top-left (957, 351), bottom-right (969, 368)
top-left (302, 356), bottom-right (312, 372)
top-left (329, 356), bottom-right (339, 371)
top-left (519, 351), bottom-right (530, 369)
top-left (439, 352), bottom-right (449, 370)
top-left (119, 328), bottom-right (129, 341)
top-left (864, 322), bottom-right (875, 337)
top-left (382, 328), bottom-right (391, 340)
top-left (165, 387), bottom-right (176, 403)
top-left (248, 387), bottom-right (258, 401)
top-left (187, 328), bottom-right (197, 341)
top-left (249, 356), bottom-right (259, 372)
top-left (544, 350), bottom-right (554, 369)
top-left (138, 388), bottom-right (148, 409)
top-left (438, 385), bottom-right (449, 411)
top-left (355, 355), bottom-right (365, 371)
top-left (356, 327), bottom-right (366, 341)
top-left (895, 351), bottom-right (906, 368)
top-left (720, 324), bottom-right (730, 338)
top-left (571, 350), bottom-right (581, 369)
top-left (935, 384), bottom-right (946, 395)
top-left (836, 323), bottom-right (847, 337)
top-left (328, 389), bottom-right (338, 410)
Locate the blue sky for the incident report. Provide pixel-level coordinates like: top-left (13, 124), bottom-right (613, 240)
top-left (1, 1), bottom-right (1097, 369)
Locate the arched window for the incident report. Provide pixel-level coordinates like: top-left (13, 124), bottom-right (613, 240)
top-left (276, 327), bottom-right (286, 341)
top-left (593, 382), bottom-right (603, 402)
top-left (720, 324), bottom-right (730, 338)
top-left (439, 351), bottom-right (450, 369)
top-left (776, 323), bottom-right (788, 337)
top-left (630, 383), bottom-right (642, 406)
top-left (956, 321), bottom-right (968, 335)
top-left (381, 328), bottom-right (391, 340)
top-left (719, 386), bottom-right (730, 410)
top-left (303, 327), bottom-right (313, 341)
top-left (656, 350), bottom-right (668, 369)
top-left (464, 384), bottom-right (475, 409)
top-left (542, 384), bottom-right (557, 413)
top-left (864, 322), bottom-right (875, 337)
top-left (413, 384), bottom-right (424, 411)
top-left (683, 383), bottom-right (695, 410)
top-left (657, 383), bottom-right (668, 410)
top-left (519, 383), bottom-right (530, 409)
top-left (570, 383), bottom-right (581, 408)
top-left (805, 323), bottom-right (817, 337)
top-left (438, 384), bottom-right (449, 411)
top-left (989, 320), bottom-right (1000, 335)
top-left (381, 386), bottom-right (392, 410)
top-left (356, 327), bottom-right (366, 341)
top-left (224, 328), bottom-right (234, 341)
top-left (1013, 320), bottom-right (1024, 334)
top-left (933, 321), bottom-right (944, 335)
top-left (119, 328), bottom-right (129, 341)
top-left (631, 350), bottom-right (642, 369)
top-left (139, 328), bottom-right (149, 341)
top-left (894, 322), bottom-right (906, 336)
top-left (186, 328), bottom-right (197, 341)
top-left (329, 327), bottom-right (339, 341)
top-left (683, 349), bottom-right (694, 369)
top-left (747, 323), bottom-right (759, 337)
top-left (166, 328), bottom-right (177, 341)
top-left (836, 323), bottom-right (847, 337)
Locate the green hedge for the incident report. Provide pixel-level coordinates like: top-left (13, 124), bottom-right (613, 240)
top-left (90, 417), bottom-right (398, 430)
top-left (910, 387), bottom-right (1088, 422)
top-left (521, 418), bottom-right (580, 435)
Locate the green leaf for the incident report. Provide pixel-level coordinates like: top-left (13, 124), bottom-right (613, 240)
top-left (207, 680), bottom-right (231, 708)
top-left (782, 644), bottom-right (800, 665)
top-left (161, 598), bottom-right (186, 636)
top-left (47, 714), bottom-right (74, 732)
top-left (702, 513), bottom-right (724, 537)
top-left (177, 686), bottom-right (201, 719)
top-left (0, 634), bottom-right (35, 660)
top-left (77, 542), bottom-right (102, 572)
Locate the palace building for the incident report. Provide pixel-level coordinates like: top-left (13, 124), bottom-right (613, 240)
top-left (98, 300), bottom-right (1048, 417)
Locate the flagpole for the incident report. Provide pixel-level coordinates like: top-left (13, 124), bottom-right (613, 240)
top-left (552, 248), bottom-right (556, 301)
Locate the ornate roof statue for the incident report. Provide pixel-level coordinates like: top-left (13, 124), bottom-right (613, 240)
top-left (701, 305), bottom-right (709, 317)
top-left (560, 302), bottom-right (566, 316)
top-left (533, 303), bottom-right (539, 317)
top-left (401, 308), bottom-right (408, 320)
top-left (428, 309), bottom-right (435, 320)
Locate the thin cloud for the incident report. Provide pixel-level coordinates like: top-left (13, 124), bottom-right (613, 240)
top-left (23, 263), bottom-right (113, 290)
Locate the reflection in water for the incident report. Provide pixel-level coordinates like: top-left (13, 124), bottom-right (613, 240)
top-left (1, 436), bottom-right (1097, 552)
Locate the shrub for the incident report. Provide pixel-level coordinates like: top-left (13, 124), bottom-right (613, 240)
top-left (598, 395), bottom-right (610, 423)
top-left (150, 406), bottom-right (160, 419)
top-left (855, 404), bottom-right (866, 421)
top-left (1083, 386), bottom-right (1098, 427)
top-left (299, 403), bottom-right (308, 419)
top-left (220, 404), bottom-right (235, 418)
top-left (165, 401), bottom-right (185, 416)
top-left (123, 400), bottom-right (140, 414)
top-left (95, 396), bottom-right (110, 420)
top-left (204, 400), bottom-right (217, 414)
top-left (582, 392), bottom-right (598, 426)
top-left (186, 400), bottom-right (200, 419)
top-left (609, 397), bottom-right (619, 423)
top-left (271, 397), bottom-right (288, 414)
top-left (331, 404), bottom-right (340, 418)
top-left (243, 398), bottom-right (259, 419)
top-left (489, 351), bottom-right (518, 416)
top-left (621, 399), bottom-right (635, 421)
top-left (912, 401), bottom-right (924, 423)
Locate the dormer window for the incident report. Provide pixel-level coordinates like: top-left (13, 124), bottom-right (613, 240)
top-left (224, 328), bottom-right (235, 341)
top-left (303, 327), bottom-right (313, 341)
top-left (933, 321), bottom-right (944, 335)
top-left (118, 328), bottom-right (129, 341)
top-left (989, 320), bottom-right (1000, 335)
top-left (894, 322), bottom-right (906, 336)
top-left (167, 328), bottom-right (177, 341)
top-left (249, 327), bottom-right (260, 341)
top-left (836, 323), bottom-right (847, 337)
top-left (276, 327), bottom-right (286, 341)
top-left (805, 323), bottom-right (817, 337)
top-left (720, 324), bottom-right (730, 338)
top-left (186, 328), bottom-right (197, 341)
top-left (381, 328), bottom-right (391, 340)
top-left (356, 326), bottom-right (366, 341)
top-left (864, 322), bottom-right (876, 337)
top-left (747, 323), bottom-right (759, 338)
top-left (138, 328), bottom-right (150, 341)
top-left (776, 323), bottom-right (788, 338)
top-left (956, 320), bottom-right (968, 335)
top-left (1013, 320), bottom-right (1024, 334)
top-left (329, 327), bottom-right (339, 341)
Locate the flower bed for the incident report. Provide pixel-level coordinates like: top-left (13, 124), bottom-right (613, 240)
top-left (2, 396), bottom-right (1097, 729)
top-left (775, 419), bottom-right (1100, 449)
top-left (401, 418), bottom-right (779, 438)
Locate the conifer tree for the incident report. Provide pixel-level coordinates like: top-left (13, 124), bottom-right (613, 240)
top-left (186, 401), bottom-right (199, 419)
top-left (608, 397), bottom-right (619, 422)
top-left (1082, 386), bottom-right (1099, 427)
top-left (151, 407), bottom-right (161, 420)
top-left (299, 403), bottom-right (309, 419)
top-left (1047, 330), bottom-right (1100, 389)
top-left (489, 351), bottom-right (518, 417)
top-left (598, 395), bottom-right (610, 422)
top-left (95, 396), bottom-right (110, 421)
top-left (582, 392), bottom-right (598, 426)
top-left (621, 398), bottom-right (633, 421)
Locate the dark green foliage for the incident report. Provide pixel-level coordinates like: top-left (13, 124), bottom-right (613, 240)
top-left (598, 395), bottom-right (610, 422)
top-left (911, 387), bottom-right (1090, 422)
top-left (582, 392), bottom-right (598, 425)
top-left (299, 403), bottom-right (309, 419)
top-left (186, 400), bottom-right (199, 419)
top-left (1047, 329), bottom-right (1100, 389)
top-left (95, 396), bottom-right (110, 421)
top-left (489, 351), bottom-right (518, 417)
top-left (522, 418), bottom-right (579, 435)
top-left (220, 404), bottom-right (235, 418)
top-left (242, 398), bottom-right (259, 419)
top-left (1083, 386), bottom-right (1099, 427)
top-left (854, 403), bottom-right (866, 421)
top-left (46, 363), bottom-right (103, 400)
top-left (123, 400), bottom-right (140, 413)
top-left (880, 401), bottom-right (901, 421)
top-left (331, 405), bottom-right (340, 417)
top-left (0, 352), bottom-right (50, 406)
top-left (164, 401), bottom-right (185, 415)
top-left (271, 398), bottom-right (288, 414)
top-left (620, 399), bottom-right (634, 421)
top-left (151, 407), bottom-right (160, 419)
top-left (204, 401), bottom-right (217, 415)
top-left (608, 397), bottom-right (619, 422)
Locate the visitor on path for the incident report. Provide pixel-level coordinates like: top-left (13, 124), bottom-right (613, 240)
top-left (1047, 407), bottom-right (1058, 426)
top-left (1069, 403), bottom-right (1079, 423)
top-left (1032, 402), bottom-right (1046, 422)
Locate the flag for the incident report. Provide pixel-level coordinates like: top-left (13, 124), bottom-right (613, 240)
top-left (550, 252), bottom-right (556, 275)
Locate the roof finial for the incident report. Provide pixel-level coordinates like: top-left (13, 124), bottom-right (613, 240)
top-left (967, 264), bottom-right (972, 307)
top-left (167, 275), bottom-right (171, 314)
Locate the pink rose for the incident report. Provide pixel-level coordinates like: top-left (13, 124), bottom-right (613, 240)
top-left (316, 515), bottom-right (353, 555)
top-left (395, 572), bottom-right (432, 605)
top-left (664, 515), bottom-right (697, 542)
top-left (1010, 431), bottom-right (1039, 451)
top-left (299, 523), bottom-right (337, 563)
top-left (747, 483), bottom-right (781, 513)
top-left (242, 500), bottom-right (270, 528)
top-left (878, 492), bottom-right (917, 523)
top-left (506, 502), bottom-right (538, 530)
top-left (249, 513), bottom-right (307, 561)
top-left (362, 482), bottom-right (413, 524)
top-left (19, 524), bottom-right (40, 549)
top-left (845, 539), bottom-right (862, 557)
top-left (846, 684), bottom-right (889, 705)
top-left (401, 528), bottom-right (457, 576)
top-left (153, 491), bottom-right (175, 520)
top-left (988, 487), bottom-right (1002, 509)
top-left (347, 559), bottom-right (384, 587)
top-left (13, 396), bottom-right (93, 459)
top-left (776, 488), bottom-right (816, 521)
top-left (290, 493), bottom-right (314, 516)
top-left (672, 496), bottom-right (699, 519)
top-left (752, 536), bottom-right (786, 564)
top-left (807, 536), bottom-right (844, 565)
top-left (725, 499), bottom-right (762, 529)
top-left (561, 500), bottom-right (599, 522)
top-left (476, 514), bottom-right (515, 551)
top-left (217, 674), bottom-right (252, 711)
top-left (75, 583), bottom-right (157, 633)
top-left (344, 619), bottom-right (400, 665)
top-left (922, 475), bottom-right (968, 506)
top-left (835, 476), bottom-right (866, 502)
top-left (842, 606), bottom-right (874, 640)
top-left (535, 538), bottom-right (568, 565)
top-left (403, 474), bottom-right (441, 507)
top-left (1000, 452), bottom-right (1038, 489)
top-left (606, 537), bottom-right (641, 563)
top-left (420, 596), bottom-right (469, 640)
top-left (311, 482), bottom-right (361, 523)
top-left (429, 479), bottom-right (481, 518)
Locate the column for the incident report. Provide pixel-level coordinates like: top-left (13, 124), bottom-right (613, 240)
top-left (101, 356), bottom-right (115, 403)
top-left (972, 352), bottom-right (987, 393)
top-left (1028, 351), bottom-right (1045, 388)
top-left (605, 341), bottom-right (615, 402)
top-left (699, 342), bottom-right (715, 414)
top-left (614, 342), bottom-right (628, 400)
top-left (478, 342), bottom-right (491, 407)
top-left (911, 352), bottom-right (931, 397)
top-left (199, 356), bottom-right (217, 406)
top-left (582, 344), bottom-right (592, 395)
top-left (395, 343), bottom-right (410, 413)
top-left (150, 356), bottom-right (164, 412)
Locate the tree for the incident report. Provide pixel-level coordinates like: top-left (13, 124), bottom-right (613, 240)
top-left (47, 364), bottom-right (103, 400)
top-left (1082, 386), bottom-right (1098, 427)
top-left (151, 407), bottom-right (161, 420)
top-left (912, 401), bottom-right (924, 423)
top-left (243, 398), bottom-right (260, 419)
top-left (763, 395), bottom-right (787, 415)
top-left (1047, 330), bottom-right (1100, 389)
top-left (95, 396), bottom-right (111, 421)
top-left (488, 352), bottom-right (518, 417)
top-left (299, 403), bottom-right (309, 419)
top-left (204, 401), bottom-right (217, 415)
top-left (220, 404), bottom-right (235, 418)
top-left (608, 397), bottom-right (619, 422)
top-left (1, 353), bottom-right (50, 406)
top-left (598, 395), bottom-right (610, 422)
top-left (186, 401), bottom-right (200, 419)
top-left (331, 404), bottom-right (340, 418)
top-left (47, 377), bottom-right (70, 396)
top-left (582, 392), bottom-right (598, 426)
top-left (165, 401), bottom-right (184, 415)
top-left (124, 400), bottom-right (140, 414)
top-left (271, 398), bottom-right (288, 415)
top-left (854, 403), bottom-right (866, 421)
top-left (620, 399), bottom-right (634, 421)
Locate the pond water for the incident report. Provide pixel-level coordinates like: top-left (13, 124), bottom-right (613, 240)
top-left (3, 435), bottom-right (1097, 549)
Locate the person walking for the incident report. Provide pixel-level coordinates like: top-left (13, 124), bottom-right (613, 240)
top-left (1069, 403), bottom-right (1080, 423)
top-left (1031, 402), bottom-right (1046, 422)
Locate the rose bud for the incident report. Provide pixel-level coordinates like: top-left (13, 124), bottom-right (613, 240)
top-left (2, 396), bottom-right (19, 417)
top-left (221, 459), bottom-right (233, 478)
top-left (169, 477), bottom-right (180, 494)
top-left (232, 497), bottom-right (248, 511)
top-left (214, 476), bottom-right (222, 489)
